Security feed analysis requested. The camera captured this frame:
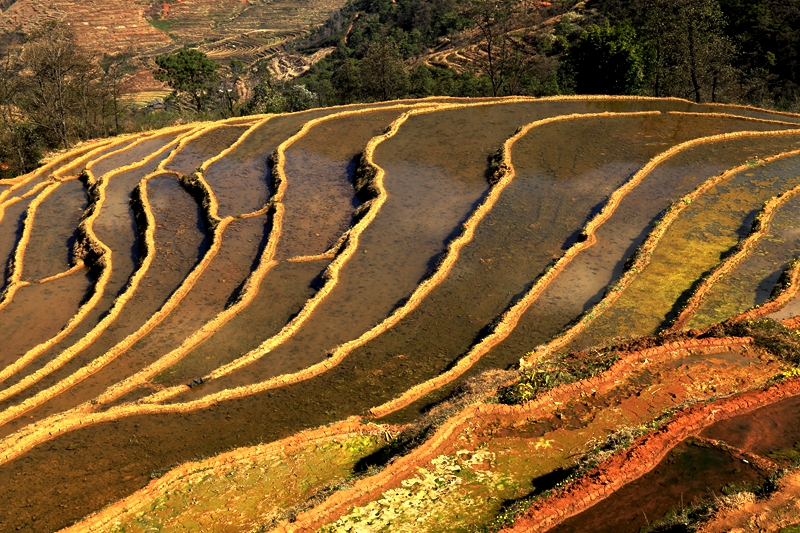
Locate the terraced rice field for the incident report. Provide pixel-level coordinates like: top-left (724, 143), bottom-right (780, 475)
top-left (4, 97), bottom-right (800, 533)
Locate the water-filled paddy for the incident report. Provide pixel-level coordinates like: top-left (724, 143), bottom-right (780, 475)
top-left (701, 394), bottom-right (800, 462)
top-left (276, 108), bottom-right (407, 260)
top-left (2, 100), bottom-right (800, 532)
top-left (20, 180), bottom-right (87, 281)
top-left (150, 109), bottom-right (413, 388)
top-left (170, 100), bottom-right (660, 399)
top-left (20, 214), bottom-right (272, 410)
top-left (0, 196), bottom-right (34, 290)
top-left (354, 116), bottom-right (799, 422)
top-left (555, 392), bottom-right (800, 533)
top-left (0, 141), bottom-right (129, 204)
top-left (0, 176), bottom-right (209, 435)
top-left (0, 272), bottom-right (92, 372)
top-left (489, 133), bottom-right (800, 368)
top-left (203, 108), bottom-right (345, 218)
top-left (690, 193), bottom-right (800, 327)
top-left (0, 155), bottom-right (173, 397)
top-left (90, 135), bottom-right (178, 179)
top-left (163, 125), bottom-right (248, 176)
top-left (570, 151), bottom-right (800, 351)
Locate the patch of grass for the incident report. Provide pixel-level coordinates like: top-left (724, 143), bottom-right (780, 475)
top-left (497, 348), bottom-right (619, 405)
top-left (148, 15), bottom-right (174, 34)
top-left (709, 318), bottom-right (800, 365)
top-left (768, 442), bottom-right (800, 464)
top-left (639, 503), bottom-right (715, 533)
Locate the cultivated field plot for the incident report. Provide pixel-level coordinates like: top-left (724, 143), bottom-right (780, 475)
top-left (4, 97), bottom-right (800, 533)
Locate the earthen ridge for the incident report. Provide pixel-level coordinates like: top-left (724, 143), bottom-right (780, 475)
top-left (55, 336), bottom-right (759, 533)
top-left (366, 110), bottom-right (699, 418)
top-left (502, 376), bottom-right (800, 532)
top-left (50, 117), bottom-right (280, 408)
top-left (143, 99), bottom-right (586, 404)
top-left (34, 263), bottom-right (87, 284)
top-left (0, 101), bottom-right (477, 463)
top-left (154, 103), bottom-right (660, 405)
top-left (0, 122), bottom-right (262, 426)
top-left (0, 131), bottom-right (148, 302)
top-left (0, 132), bottom-right (180, 309)
top-left (0, 137), bottom-right (130, 225)
top-left (372, 124), bottom-right (800, 418)
top-left (0, 126), bottom-right (200, 422)
top-left (1, 97), bottom-right (791, 474)
top-left (666, 110), bottom-right (800, 128)
top-left (269, 336), bottom-right (756, 532)
top-left (97, 101), bottom-right (783, 410)
top-left (0, 322), bottom-right (752, 482)
top-left (669, 183), bottom-right (800, 331)
top-left (733, 257), bottom-right (800, 325)
top-left (704, 101), bottom-right (800, 121)
top-left (129, 102), bottom-right (445, 405)
top-left (0, 136), bottom-right (116, 197)
top-left (0, 171), bottom-right (176, 429)
top-left (530, 134), bottom-right (800, 362)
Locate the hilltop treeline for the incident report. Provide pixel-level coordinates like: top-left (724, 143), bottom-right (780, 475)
top-left (0, 22), bottom-right (145, 178)
top-left (1, 0), bottom-right (798, 178)
top-left (296, 0), bottom-right (800, 108)
top-left (593, 0), bottom-right (800, 108)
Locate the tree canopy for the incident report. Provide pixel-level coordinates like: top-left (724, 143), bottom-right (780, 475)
top-left (154, 49), bottom-right (220, 112)
top-left (562, 22), bottom-right (646, 95)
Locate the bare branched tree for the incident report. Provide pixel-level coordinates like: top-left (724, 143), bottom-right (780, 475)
top-left (20, 21), bottom-right (100, 147)
top-left (463, 0), bottom-right (518, 96)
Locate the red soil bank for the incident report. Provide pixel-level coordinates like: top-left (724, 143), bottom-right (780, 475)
top-left (276, 337), bottom-right (756, 532)
top-left (503, 376), bottom-right (800, 532)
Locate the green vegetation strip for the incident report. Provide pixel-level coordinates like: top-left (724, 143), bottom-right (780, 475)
top-left (533, 139), bottom-right (800, 361)
top-left (670, 184), bottom-right (800, 331)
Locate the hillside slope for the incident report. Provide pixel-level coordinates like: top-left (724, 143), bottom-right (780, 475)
top-left (0, 98), bottom-right (799, 532)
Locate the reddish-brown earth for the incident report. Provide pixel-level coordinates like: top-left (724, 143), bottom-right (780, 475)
top-left (505, 377), bottom-right (800, 532)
